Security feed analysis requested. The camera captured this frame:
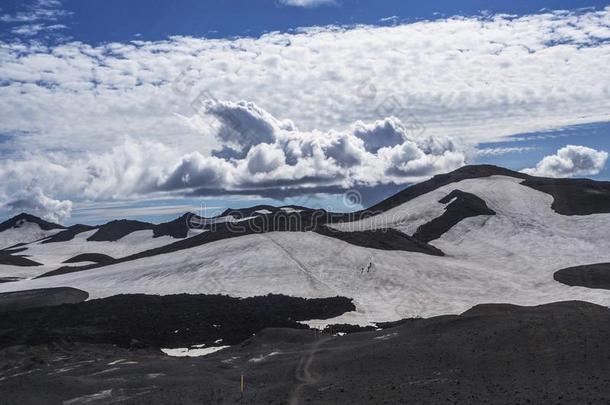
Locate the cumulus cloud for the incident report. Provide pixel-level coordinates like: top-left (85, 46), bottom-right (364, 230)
top-left (246, 143), bottom-right (286, 174)
top-left (159, 152), bottom-right (232, 191)
top-left (0, 101), bottom-right (469, 219)
top-left (0, 7), bottom-right (609, 158)
top-left (522, 145), bottom-right (609, 178)
top-left (181, 100), bottom-right (467, 190)
top-left (0, 139), bottom-right (180, 209)
top-left (2, 7), bottom-right (610, 219)
top-left (276, 0), bottom-right (338, 7)
top-left (352, 117), bottom-right (408, 153)
top-left (6, 98), bottom-right (610, 222)
top-left (201, 99), bottom-right (296, 155)
top-left (380, 140), bottom-right (466, 177)
top-left (3, 187), bottom-right (72, 223)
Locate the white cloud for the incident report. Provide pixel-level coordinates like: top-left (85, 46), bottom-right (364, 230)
top-left (476, 146), bottom-right (538, 156)
top-left (3, 186), bottom-right (72, 223)
top-left (522, 145), bottom-right (609, 178)
top-left (0, 101), bottom-right (470, 218)
top-left (379, 16), bottom-right (399, 23)
top-left (1, 7), bottom-right (610, 219)
top-left (0, 139), bottom-right (181, 207)
top-left (352, 117), bottom-right (409, 153)
top-left (246, 143), bottom-right (286, 174)
top-left (10, 22), bottom-right (66, 37)
top-left (380, 141), bottom-right (466, 177)
top-left (276, 0), bottom-right (337, 8)
top-left (1, 0), bottom-right (70, 38)
top-left (159, 152), bottom-right (233, 191)
top-left (0, 7), bottom-right (609, 158)
top-left (0, 0), bottom-right (68, 23)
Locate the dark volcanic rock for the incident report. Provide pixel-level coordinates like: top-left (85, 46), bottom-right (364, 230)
top-left (152, 213), bottom-right (192, 238)
top-left (316, 226), bottom-right (444, 256)
top-left (0, 246), bottom-right (28, 254)
top-left (0, 253), bottom-right (42, 267)
top-left (62, 253), bottom-right (115, 264)
top-left (522, 177), bottom-right (610, 215)
top-left (152, 213), bottom-right (208, 239)
top-left (35, 264), bottom-right (100, 278)
top-left (87, 219), bottom-right (154, 242)
top-left (0, 294), bottom-right (354, 349)
top-left (0, 213), bottom-right (65, 232)
top-left (0, 277), bottom-right (22, 283)
top-left (2, 301), bottom-right (610, 405)
top-left (460, 303), bottom-right (524, 317)
top-left (554, 263), bottom-right (610, 289)
top-left (0, 287), bottom-right (88, 312)
top-left (41, 224), bottom-right (96, 244)
top-left (413, 189), bottom-right (496, 243)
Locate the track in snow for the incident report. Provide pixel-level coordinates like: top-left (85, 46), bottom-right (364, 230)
top-left (263, 233), bottom-right (327, 293)
top-left (263, 233), bottom-right (372, 323)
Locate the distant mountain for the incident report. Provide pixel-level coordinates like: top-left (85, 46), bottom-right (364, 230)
top-left (86, 219), bottom-right (155, 242)
top-left (2, 165), bottom-right (610, 324)
top-left (0, 213), bottom-right (65, 233)
top-left (0, 213), bottom-right (67, 250)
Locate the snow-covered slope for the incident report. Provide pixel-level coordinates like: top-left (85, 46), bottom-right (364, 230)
top-left (0, 217), bottom-right (64, 249)
top-left (0, 229), bottom-right (179, 279)
top-left (0, 211), bottom-right (267, 279)
top-left (2, 171), bottom-right (610, 325)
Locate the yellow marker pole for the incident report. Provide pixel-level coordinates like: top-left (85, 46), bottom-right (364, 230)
top-left (240, 372), bottom-right (244, 398)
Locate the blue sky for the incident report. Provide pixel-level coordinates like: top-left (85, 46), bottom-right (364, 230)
top-left (3, 0), bottom-right (607, 43)
top-left (0, 0), bottom-right (609, 224)
top-left (476, 122), bottom-right (610, 178)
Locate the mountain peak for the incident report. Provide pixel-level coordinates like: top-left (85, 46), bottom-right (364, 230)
top-left (0, 213), bottom-right (65, 233)
top-left (436, 164), bottom-right (529, 180)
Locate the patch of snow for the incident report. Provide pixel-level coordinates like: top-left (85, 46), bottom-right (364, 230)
top-left (0, 222), bottom-right (62, 249)
top-left (161, 345), bottom-right (229, 357)
top-left (374, 332), bottom-right (398, 340)
top-left (211, 215), bottom-right (257, 224)
top-left (209, 215), bottom-right (238, 224)
top-left (47, 366), bottom-right (82, 376)
top-left (89, 367), bottom-right (121, 376)
top-left (254, 209), bottom-right (273, 214)
top-left (63, 389), bottom-right (113, 404)
top-left (280, 207), bottom-right (302, 213)
top-left (187, 228), bottom-right (208, 238)
top-left (303, 311), bottom-right (374, 329)
top-left (236, 216), bottom-right (257, 222)
top-left (249, 351), bottom-right (280, 362)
